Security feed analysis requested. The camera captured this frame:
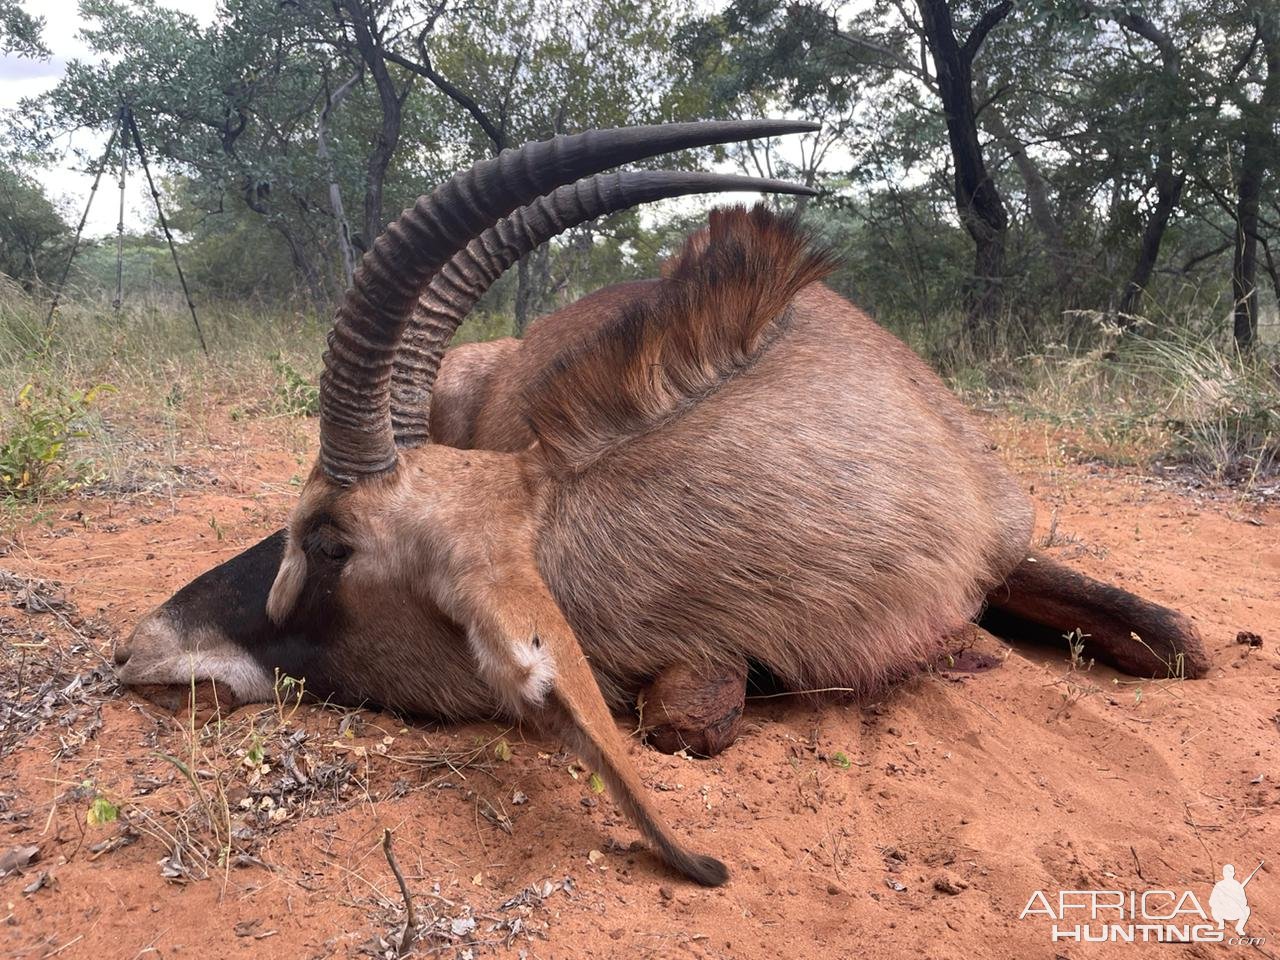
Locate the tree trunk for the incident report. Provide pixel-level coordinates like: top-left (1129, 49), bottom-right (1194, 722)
top-left (340, 0), bottom-right (406, 249)
top-left (1232, 14), bottom-right (1280, 351)
top-left (1232, 142), bottom-right (1265, 351)
top-left (317, 71), bottom-right (360, 291)
top-left (1084, 5), bottom-right (1185, 323)
top-left (273, 220), bottom-right (327, 306)
top-left (514, 256), bottom-right (532, 334)
top-left (981, 100), bottom-right (1073, 299)
top-left (243, 180), bottom-right (326, 304)
top-left (1118, 170), bottom-right (1185, 318)
top-left (915, 0), bottom-right (1011, 341)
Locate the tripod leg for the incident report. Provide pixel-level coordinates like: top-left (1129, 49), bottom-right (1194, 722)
top-left (45, 126), bottom-right (119, 329)
top-left (113, 122), bottom-right (127, 314)
top-left (125, 108), bottom-right (209, 354)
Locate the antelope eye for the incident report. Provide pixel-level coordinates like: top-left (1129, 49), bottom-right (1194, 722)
top-left (319, 540), bottom-right (350, 562)
top-left (303, 526), bottom-right (350, 563)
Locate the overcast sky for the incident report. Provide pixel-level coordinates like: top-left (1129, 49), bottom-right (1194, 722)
top-left (1, 0), bottom-right (216, 235)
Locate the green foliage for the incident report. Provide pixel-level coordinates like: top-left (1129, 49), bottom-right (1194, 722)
top-left (14, 0), bottom-right (701, 309)
top-left (0, 0), bottom-right (48, 58)
top-left (3, 0), bottom-right (1276, 361)
top-left (0, 380), bottom-right (110, 500)
top-left (86, 794), bottom-right (120, 826)
top-left (270, 352), bottom-right (319, 418)
top-left (0, 165), bottom-right (70, 285)
top-left (243, 735), bottom-right (266, 769)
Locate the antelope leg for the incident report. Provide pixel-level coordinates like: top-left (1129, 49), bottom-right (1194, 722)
top-left (638, 659), bottom-right (748, 758)
top-left (985, 553), bottom-right (1211, 678)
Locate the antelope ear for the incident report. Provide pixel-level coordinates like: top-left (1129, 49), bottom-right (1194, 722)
top-left (266, 542), bottom-right (306, 625)
top-left (458, 578), bottom-right (558, 715)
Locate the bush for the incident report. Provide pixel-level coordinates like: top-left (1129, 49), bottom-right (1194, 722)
top-left (270, 353), bottom-right (319, 417)
top-left (1131, 335), bottom-right (1280, 483)
top-left (0, 381), bottom-right (111, 500)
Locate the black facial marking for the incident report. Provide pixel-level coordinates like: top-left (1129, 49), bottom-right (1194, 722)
top-left (157, 528), bottom-right (347, 701)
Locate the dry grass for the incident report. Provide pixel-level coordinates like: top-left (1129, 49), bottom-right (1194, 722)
top-left (0, 279), bottom-right (519, 520)
top-left (0, 569), bottom-right (117, 761)
top-left (945, 315), bottom-right (1280, 496)
top-left (5, 278), bottom-right (1277, 528)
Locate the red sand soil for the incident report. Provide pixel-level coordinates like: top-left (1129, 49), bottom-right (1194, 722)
top-left (0, 409), bottom-right (1276, 960)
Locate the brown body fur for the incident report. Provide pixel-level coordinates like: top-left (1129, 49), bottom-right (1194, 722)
top-left (419, 209), bottom-right (1033, 711)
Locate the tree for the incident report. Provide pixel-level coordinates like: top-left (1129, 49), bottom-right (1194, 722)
top-left (0, 0), bottom-right (47, 58)
top-left (18, 0), bottom-right (701, 317)
top-left (687, 0), bottom-right (1016, 337)
top-left (1076, 3), bottom-right (1190, 318)
top-left (0, 165), bottom-right (69, 287)
top-left (1228, 8), bottom-right (1279, 349)
top-left (390, 0), bottom-right (699, 329)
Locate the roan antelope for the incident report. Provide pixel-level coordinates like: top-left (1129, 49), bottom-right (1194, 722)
top-left (115, 120), bottom-right (1210, 886)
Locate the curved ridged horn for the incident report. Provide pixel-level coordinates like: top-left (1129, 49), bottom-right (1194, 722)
top-left (318, 119), bottom-right (820, 483)
top-left (390, 170), bottom-right (818, 447)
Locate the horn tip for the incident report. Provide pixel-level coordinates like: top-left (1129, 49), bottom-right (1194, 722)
top-left (758, 118), bottom-right (822, 134)
top-left (766, 180), bottom-right (820, 197)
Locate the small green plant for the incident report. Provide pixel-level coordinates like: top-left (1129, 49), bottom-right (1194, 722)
top-left (587, 771), bottom-right (605, 794)
top-left (830, 751), bottom-right (853, 770)
top-left (0, 381), bottom-right (110, 500)
top-left (244, 735), bottom-right (266, 769)
top-left (270, 352), bottom-right (319, 417)
top-left (273, 670), bottom-right (306, 724)
top-left (1064, 628), bottom-right (1093, 672)
top-left (86, 794), bottom-right (120, 826)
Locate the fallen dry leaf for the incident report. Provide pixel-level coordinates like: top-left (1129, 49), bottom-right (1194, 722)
top-left (0, 845), bottom-right (39, 877)
top-left (22, 870), bottom-right (51, 894)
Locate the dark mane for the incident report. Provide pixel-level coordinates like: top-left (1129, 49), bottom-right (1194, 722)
top-left (522, 205), bottom-right (836, 475)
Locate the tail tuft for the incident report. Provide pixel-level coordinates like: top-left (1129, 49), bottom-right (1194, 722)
top-left (680, 852), bottom-right (730, 887)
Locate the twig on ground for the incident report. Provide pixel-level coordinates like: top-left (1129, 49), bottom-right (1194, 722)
top-left (382, 827), bottom-right (417, 956)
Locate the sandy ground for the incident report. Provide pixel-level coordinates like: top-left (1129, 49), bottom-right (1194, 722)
top-left (0, 408), bottom-right (1276, 960)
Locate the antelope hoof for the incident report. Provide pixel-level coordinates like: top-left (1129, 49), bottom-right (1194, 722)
top-left (639, 659), bottom-right (747, 757)
top-left (1099, 608), bottom-right (1212, 680)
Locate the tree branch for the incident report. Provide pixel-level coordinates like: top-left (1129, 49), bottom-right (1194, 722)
top-left (961, 0), bottom-right (1013, 63)
top-left (385, 45), bottom-right (504, 150)
top-left (1080, 3), bottom-right (1179, 73)
top-left (1178, 241), bottom-right (1232, 274)
top-left (830, 20), bottom-right (933, 87)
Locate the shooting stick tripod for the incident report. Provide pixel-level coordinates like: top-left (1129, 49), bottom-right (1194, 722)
top-left (45, 101), bottom-right (208, 354)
